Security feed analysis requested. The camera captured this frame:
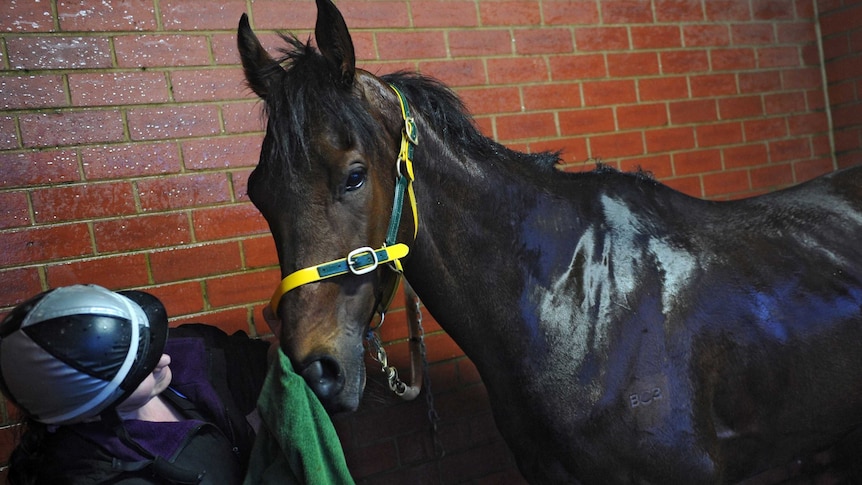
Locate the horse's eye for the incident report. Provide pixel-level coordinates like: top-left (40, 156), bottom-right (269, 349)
top-left (345, 168), bottom-right (366, 192)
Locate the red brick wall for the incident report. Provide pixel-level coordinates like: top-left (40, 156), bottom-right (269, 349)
top-left (0, 0), bottom-right (856, 482)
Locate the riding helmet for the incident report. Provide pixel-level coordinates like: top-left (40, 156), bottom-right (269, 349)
top-left (0, 285), bottom-right (169, 425)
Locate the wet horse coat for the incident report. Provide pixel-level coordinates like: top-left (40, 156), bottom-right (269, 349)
top-left (238, 1), bottom-right (862, 482)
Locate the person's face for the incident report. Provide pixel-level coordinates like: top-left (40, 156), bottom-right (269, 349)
top-left (116, 353), bottom-right (172, 413)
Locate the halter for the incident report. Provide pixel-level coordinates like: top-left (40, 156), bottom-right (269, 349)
top-left (268, 84), bottom-right (418, 316)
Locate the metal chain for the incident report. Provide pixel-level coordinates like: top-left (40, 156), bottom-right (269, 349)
top-left (408, 293), bottom-right (445, 458)
top-left (366, 318), bottom-right (410, 396)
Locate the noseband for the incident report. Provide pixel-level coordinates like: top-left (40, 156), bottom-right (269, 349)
top-left (268, 83), bottom-right (418, 316)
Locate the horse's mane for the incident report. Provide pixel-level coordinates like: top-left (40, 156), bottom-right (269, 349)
top-left (260, 34), bottom-right (562, 179)
top-left (381, 71), bottom-right (562, 173)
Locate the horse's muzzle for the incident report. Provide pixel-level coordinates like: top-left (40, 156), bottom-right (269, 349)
top-left (300, 356), bottom-right (345, 409)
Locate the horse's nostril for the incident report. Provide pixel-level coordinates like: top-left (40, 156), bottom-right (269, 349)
top-left (300, 356), bottom-right (345, 400)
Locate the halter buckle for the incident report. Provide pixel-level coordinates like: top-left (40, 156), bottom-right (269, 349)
top-left (404, 116), bottom-right (418, 145)
top-left (347, 246), bottom-right (379, 275)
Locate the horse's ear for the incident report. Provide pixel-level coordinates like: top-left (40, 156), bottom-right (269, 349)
top-left (237, 13), bottom-right (280, 99)
top-left (314, 0), bottom-right (356, 87)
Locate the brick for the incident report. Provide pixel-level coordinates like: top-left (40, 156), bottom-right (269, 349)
top-left (222, 101), bottom-right (265, 134)
top-left (479, 1), bottom-right (541, 26)
top-left (607, 52), bottom-right (659, 77)
top-left (617, 103), bottom-right (668, 130)
top-left (769, 138), bottom-right (811, 162)
top-left (654, 0), bottom-right (704, 22)
top-left (832, 104), bottom-right (862, 130)
top-left (193, 203), bottom-right (269, 241)
top-left (0, 1), bottom-right (55, 32)
top-left (249, 0), bottom-right (318, 30)
top-left (534, 136), bottom-right (589, 163)
top-left (57, 0), bottom-right (157, 31)
top-left (448, 29), bottom-right (513, 58)
top-left (170, 68), bottom-right (246, 103)
top-left (335, 1), bottom-right (411, 29)
top-left (31, 182), bottom-right (137, 223)
top-left (543, 1), bottom-right (600, 25)
top-left (94, 213), bottom-right (191, 253)
top-left (159, 0), bottom-right (247, 30)
top-left (559, 108), bottom-right (616, 136)
top-left (378, 31), bottom-right (447, 61)
top-left (344, 438), bottom-right (399, 478)
top-left (777, 22), bottom-right (818, 44)
top-left (764, 92), bottom-right (806, 115)
top-left (663, 175), bottom-right (702, 196)
top-left (549, 54), bottom-right (607, 80)
top-left (0, 117), bottom-right (18, 150)
top-left (68, 71), bottom-right (171, 106)
top-left (210, 33), bottom-right (243, 66)
top-left (744, 118), bottom-right (788, 141)
top-left (696, 121), bottom-right (743, 147)
top-left (1, 75), bottom-right (67, 110)
top-left (638, 76), bottom-right (689, 101)
top-left (619, 154), bottom-right (674, 179)
top-left (81, 142), bottom-right (182, 180)
top-left (496, 112), bottom-right (556, 141)
top-left (176, 307), bottom-right (252, 336)
top-left (738, 71), bottom-right (782, 93)
top-left (522, 84), bottom-right (582, 111)
top-left (782, 67), bottom-right (822, 90)
top-left (46, 254), bottom-right (150, 289)
top-left (514, 28), bottom-right (573, 55)
top-left (795, 157), bottom-right (837, 181)
top-left (205, 269), bottom-right (279, 308)
top-left (705, 0), bottom-right (751, 21)
top-left (150, 242), bottom-right (243, 283)
top-left (690, 74), bottom-right (738, 97)
top-left (723, 143), bottom-right (769, 169)
top-left (0, 150), bottom-right (79, 189)
top-left (645, 126), bottom-right (696, 152)
top-left (751, 164), bottom-right (794, 190)
top-left (631, 26), bottom-right (682, 49)
top-left (787, 113), bottom-right (832, 136)
top-left (412, 1), bottom-right (478, 27)
top-left (683, 25), bottom-right (730, 47)
top-left (752, 0), bottom-right (797, 20)
top-left (127, 105), bottom-right (220, 141)
top-left (1, 223), bottom-right (93, 267)
top-left (583, 80), bottom-right (636, 106)
top-left (674, 149), bottom-right (722, 175)
top-left (19, 110), bottom-right (125, 148)
top-left (145, 281), bottom-right (205, 318)
top-left (459, 87), bottom-right (522, 115)
top-left (711, 48), bottom-right (757, 71)
top-left (0, 268), bottom-right (42, 309)
top-left (487, 57), bottom-right (548, 84)
top-left (138, 173), bottom-right (233, 212)
top-left (182, 136), bottom-right (262, 170)
top-left (575, 26), bottom-right (629, 51)
top-left (758, 46), bottom-right (801, 68)
top-left (731, 24), bottom-right (775, 45)
top-left (419, 59), bottom-right (486, 87)
top-left (661, 51), bottom-right (709, 74)
top-left (703, 170), bottom-right (751, 197)
top-left (602, 0), bottom-right (654, 23)
top-left (242, 235), bottom-right (278, 269)
top-left (718, 95), bottom-right (764, 119)
top-left (589, 131), bottom-right (644, 158)
top-left (0, 191), bottom-right (30, 230)
top-left (5, 36), bottom-right (112, 70)
top-left (113, 35), bottom-right (211, 68)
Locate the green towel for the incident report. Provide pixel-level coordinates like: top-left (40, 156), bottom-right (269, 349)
top-left (244, 349), bottom-right (355, 484)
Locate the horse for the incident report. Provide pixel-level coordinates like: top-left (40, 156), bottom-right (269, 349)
top-left (237, 0), bottom-right (862, 482)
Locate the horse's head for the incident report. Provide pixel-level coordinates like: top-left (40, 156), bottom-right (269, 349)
top-left (237, 0), bottom-right (416, 413)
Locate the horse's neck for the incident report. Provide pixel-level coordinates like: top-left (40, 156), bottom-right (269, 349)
top-left (402, 134), bottom-right (597, 370)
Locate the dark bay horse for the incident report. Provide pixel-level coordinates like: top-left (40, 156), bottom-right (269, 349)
top-left (237, 1), bottom-right (862, 482)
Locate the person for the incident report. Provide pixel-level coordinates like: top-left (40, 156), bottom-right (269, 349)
top-left (0, 284), bottom-right (271, 484)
